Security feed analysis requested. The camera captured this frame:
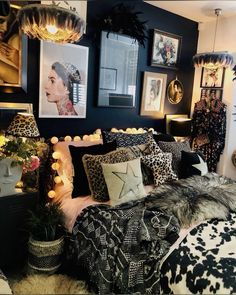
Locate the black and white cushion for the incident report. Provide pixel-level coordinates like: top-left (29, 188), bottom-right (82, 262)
top-left (102, 130), bottom-right (153, 147)
top-left (158, 141), bottom-right (191, 177)
top-left (181, 150), bottom-right (208, 178)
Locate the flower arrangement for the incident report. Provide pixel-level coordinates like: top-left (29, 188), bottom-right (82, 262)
top-left (0, 135), bottom-right (47, 172)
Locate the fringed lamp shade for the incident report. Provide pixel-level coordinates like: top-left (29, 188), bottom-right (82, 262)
top-left (7, 113), bottom-right (40, 138)
top-left (17, 4), bottom-right (85, 44)
top-left (193, 51), bottom-right (234, 69)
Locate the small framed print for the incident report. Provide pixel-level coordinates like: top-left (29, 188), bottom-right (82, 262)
top-left (140, 71), bottom-right (167, 117)
top-left (200, 88), bottom-right (223, 101)
top-left (200, 67), bottom-right (225, 88)
top-left (151, 29), bottom-right (182, 69)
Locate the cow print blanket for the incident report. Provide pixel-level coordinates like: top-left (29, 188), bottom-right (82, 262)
top-left (160, 212), bottom-right (236, 294)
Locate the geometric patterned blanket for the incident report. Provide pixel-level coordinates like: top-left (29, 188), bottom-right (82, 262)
top-left (71, 198), bottom-right (180, 294)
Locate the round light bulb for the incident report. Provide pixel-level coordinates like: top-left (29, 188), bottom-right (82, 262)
top-left (64, 135), bottom-right (72, 142)
top-left (54, 176), bottom-right (62, 184)
top-left (111, 128), bottom-right (118, 133)
top-left (138, 128), bottom-right (144, 133)
top-left (95, 128), bottom-right (101, 135)
top-left (51, 136), bottom-right (58, 144)
top-left (51, 162), bottom-right (60, 170)
top-left (148, 128), bottom-right (154, 133)
top-left (83, 135), bottom-right (89, 141)
top-left (48, 190), bottom-right (56, 198)
top-left (73, 136), bottom-right (81, 142)
top-left (93, 134), bottom-right (100, 140)
top-left (52, 152), bottom-right (60, 160)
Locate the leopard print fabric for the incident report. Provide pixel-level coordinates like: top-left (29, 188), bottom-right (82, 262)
top-left (7, 113), bottom-right (39, 137)
top-left (83, 149), bottom-right (135, 201)
top-left (141, 153), bottom-right (178, 186)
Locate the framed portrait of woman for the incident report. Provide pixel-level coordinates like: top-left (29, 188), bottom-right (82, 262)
top-left (167, 79), bottom-right (184, 104)
top-left (200, 67), bottom-right (225, 88)
top-left (0, 2), bottom-right (27, 93)
top-left (151, 29), bottom-right (182, 70)
top-left (140, 71), bottom-right (167, 117)
top-left (39, 41), bottom-right (89, 118)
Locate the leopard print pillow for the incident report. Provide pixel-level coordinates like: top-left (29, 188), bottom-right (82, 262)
top-left (83, 149), bottom-right (135, 201)
top-left (141, 153), bottom-right (178, 186)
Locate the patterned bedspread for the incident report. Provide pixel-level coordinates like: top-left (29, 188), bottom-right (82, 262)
top-left (160, 212), bottom-right (236, 294)
top-left (70, 199), bottom-right (180, 294)
top-left (68, 173), bottom-right (236, 294)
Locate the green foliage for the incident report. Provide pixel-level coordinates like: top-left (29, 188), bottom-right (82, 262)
top-left (28, 203), bottom-right (66, 241)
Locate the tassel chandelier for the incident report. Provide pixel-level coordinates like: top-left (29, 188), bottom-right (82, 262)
top-left (193, 8), bottom-right (233, 69)
top-left (17, 2), bottom-right (85, 44)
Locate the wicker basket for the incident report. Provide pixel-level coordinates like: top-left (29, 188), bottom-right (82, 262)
top-left (28, 236), bottom-right (64, 274)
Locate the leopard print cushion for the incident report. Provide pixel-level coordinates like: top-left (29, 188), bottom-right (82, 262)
top-left (158, 141), bottom-right (191, 177)
top-left (141, 153), bottom-right (178, 186)
top-left (102, 130), bottom-right (153, 147)
top-left (123, 139), bottom-right (163, 185)
top-left (83, 149), bottom-right (135, 201)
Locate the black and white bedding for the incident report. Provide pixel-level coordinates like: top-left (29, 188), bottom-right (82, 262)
top-left (67, 173), bottom-right (236, 294)
top-left (160, 212), bottom-right (236, 294)
top-left (0, 269), bottom-right (11, 294)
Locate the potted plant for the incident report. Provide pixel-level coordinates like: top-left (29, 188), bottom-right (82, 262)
top-left (27, 202), bottom-right (66, 274)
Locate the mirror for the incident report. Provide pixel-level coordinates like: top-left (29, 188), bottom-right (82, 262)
top-left (98, 31), bottom-right (139, 108)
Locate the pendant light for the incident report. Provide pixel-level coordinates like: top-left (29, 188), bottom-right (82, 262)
top-left (193, 8), bottom-right (233, 69)
top-left (17, 2), bottom-right (85, 44)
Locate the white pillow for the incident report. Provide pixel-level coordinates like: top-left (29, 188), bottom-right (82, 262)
top-left (101, 158), bottom-right (146, 206)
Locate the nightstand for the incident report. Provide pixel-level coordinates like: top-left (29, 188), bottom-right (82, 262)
top-left (0, 191), bottom-right (38, 271)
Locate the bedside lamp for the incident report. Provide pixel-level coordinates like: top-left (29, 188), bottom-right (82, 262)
top-left (170, 118), bottom-right (192, 141)
top-left (6, 113), bottom-right (40, 138)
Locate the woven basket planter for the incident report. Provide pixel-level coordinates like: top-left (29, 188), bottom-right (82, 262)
top-left (28, 236), bottom-right (64, 274)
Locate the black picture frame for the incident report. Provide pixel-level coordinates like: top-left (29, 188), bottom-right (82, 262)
top-left (200, 67), bottom-right (225, 88)
top-left (151, 29), bottom-right (182, 70)
top-left (0, 4), bottom-right (28, 94)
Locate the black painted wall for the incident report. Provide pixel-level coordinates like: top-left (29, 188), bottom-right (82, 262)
top-left (0, 1), bottom-right (198, 138)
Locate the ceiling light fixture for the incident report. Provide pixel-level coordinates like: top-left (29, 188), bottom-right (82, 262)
top-left (17, 3), bottom-right (85, 44)
top-left (193, 8), bottom-right (233, 69)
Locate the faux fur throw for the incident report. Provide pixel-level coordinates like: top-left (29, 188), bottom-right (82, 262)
top-left (149, 173), bottom-right (236, 227)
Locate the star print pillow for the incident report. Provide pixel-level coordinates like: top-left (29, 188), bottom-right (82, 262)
top-left (101, 158), bottom-right (146, 206)
top-left (181, 150), bottom-right (208, 178)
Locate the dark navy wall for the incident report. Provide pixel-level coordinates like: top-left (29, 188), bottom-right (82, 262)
top-left (0, 1), bottom-right (198, 138)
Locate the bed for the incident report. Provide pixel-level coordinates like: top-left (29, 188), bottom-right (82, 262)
top-left (50, 130), bottom-right (236, 294)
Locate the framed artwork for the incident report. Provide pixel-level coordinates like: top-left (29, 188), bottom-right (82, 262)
top-left (0, 3), bottom-right (28, 93)
top-left (140, 71), bottom-right (167, 117)
top-left (151, 29), bottom-right (182, 69)
top-left (39, 41), bottom-right (89, 118)
top-left (167, 79), bottom-right (184, 104)
top-left (99, 67), bottom-right (117, 90)
top-left (201, 88), bottom-right (223, 101)
top-left (200, 67), bottom-right (225, 88)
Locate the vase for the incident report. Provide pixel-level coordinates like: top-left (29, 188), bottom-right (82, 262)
top-left (0, 158), bottom-right (23, 197)
top-left (28, 236), bottom-right (64, 274)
